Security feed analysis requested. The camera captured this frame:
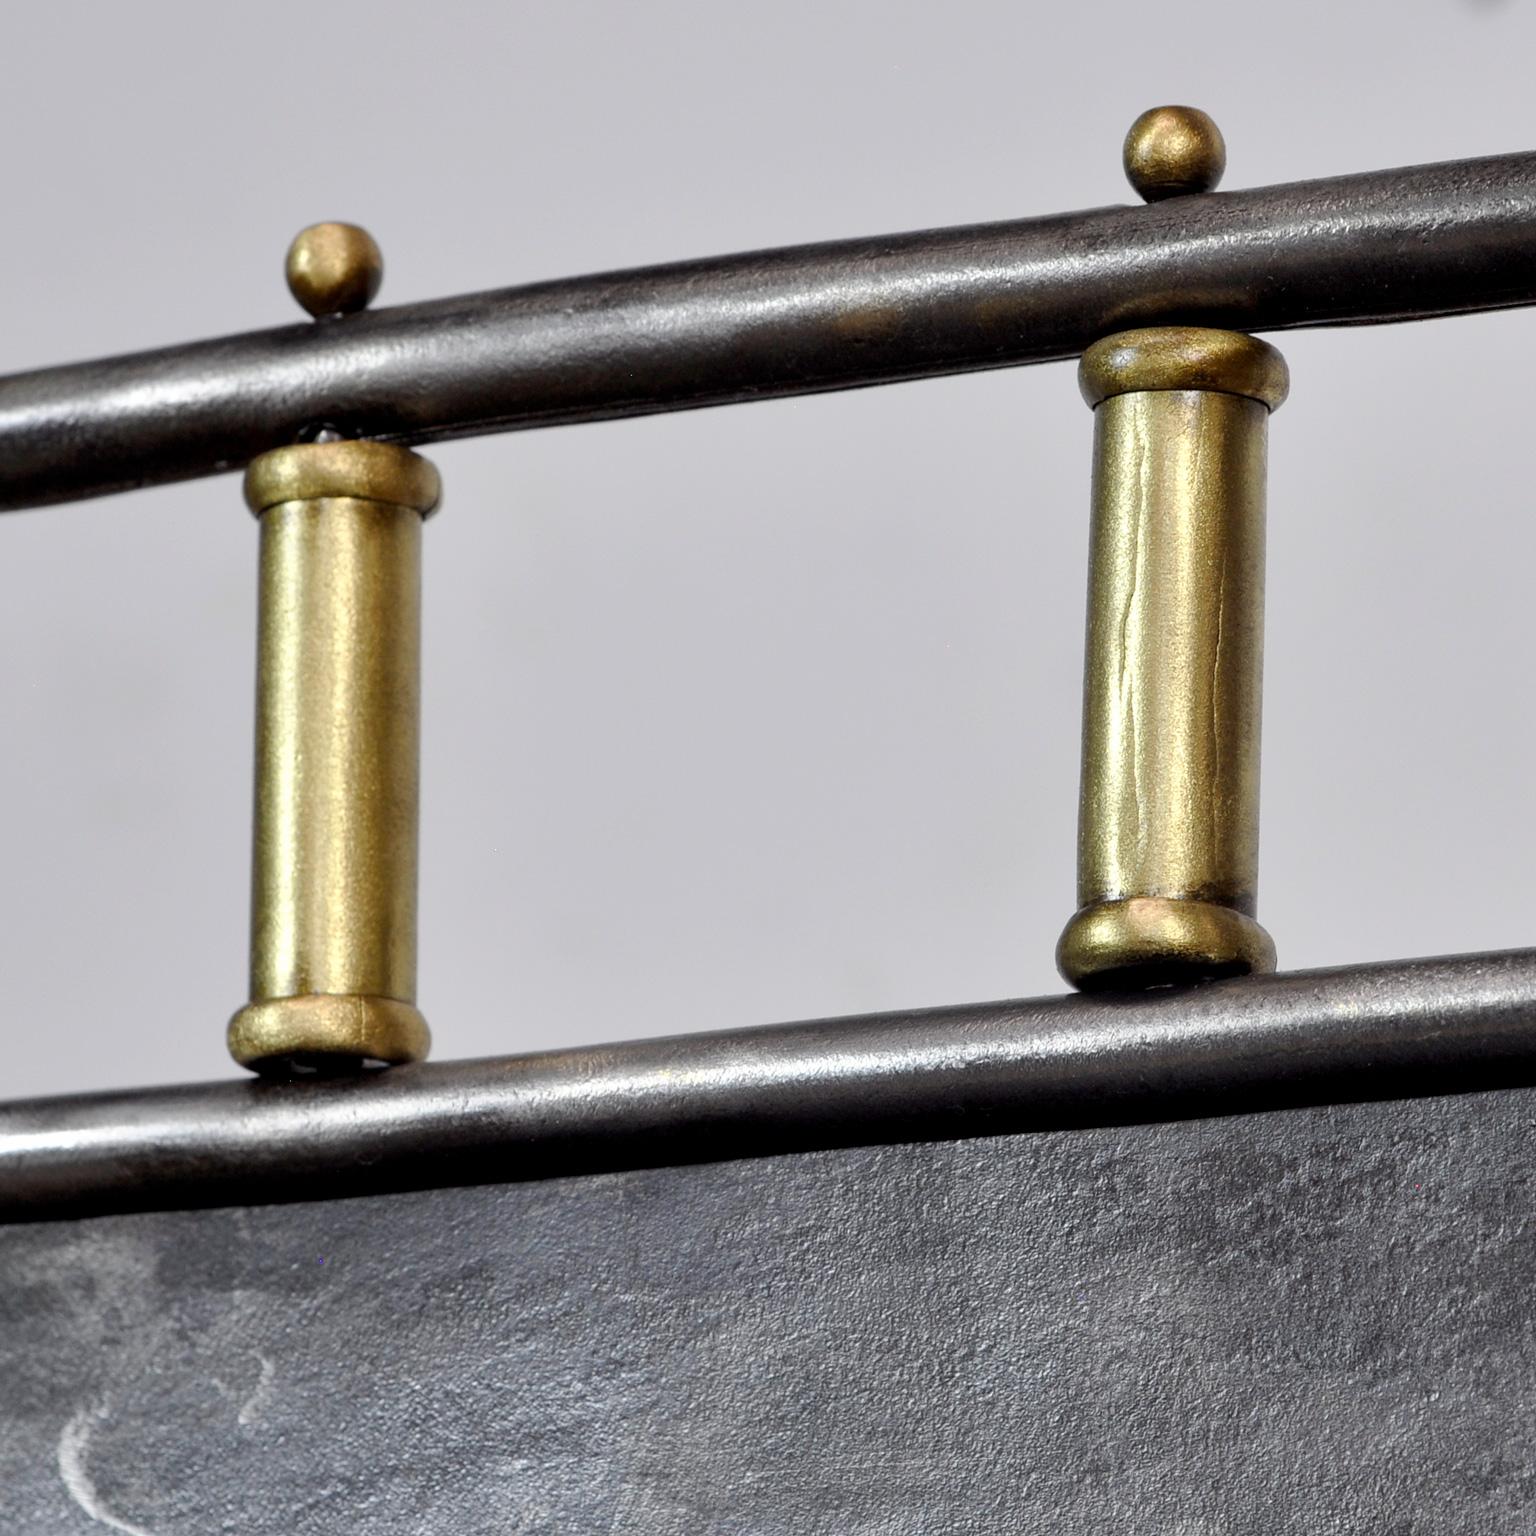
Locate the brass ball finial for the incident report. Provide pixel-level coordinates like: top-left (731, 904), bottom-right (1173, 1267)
top-left (1123, 106), bottom-right (1226, 202)
top-left (285, 222), bottom-right (384, 318)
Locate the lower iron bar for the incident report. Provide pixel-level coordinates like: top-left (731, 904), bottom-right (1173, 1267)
top-left (4, 947), bottom-right (1536, 1219)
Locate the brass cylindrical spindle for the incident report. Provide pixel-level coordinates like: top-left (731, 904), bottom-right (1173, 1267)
top-left (228, 222), bottom-right (437, 1073)
top-left (1056, 326), bottom-right (1288, 991)
top-left (227, 441), bottom-right (437, 1071)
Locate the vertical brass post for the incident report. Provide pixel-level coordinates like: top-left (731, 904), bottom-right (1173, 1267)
top-left (228, 224), bottom-right (437, 1073)
top-left (1056, 327), bottom-right (1288, 991)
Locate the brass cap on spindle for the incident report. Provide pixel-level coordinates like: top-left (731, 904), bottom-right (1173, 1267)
top-left (1079, 327), bottom-right (1289, 411)
top-left (244, 439), bottom-right (441, 518)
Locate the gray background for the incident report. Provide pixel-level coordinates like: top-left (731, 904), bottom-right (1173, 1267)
top-left (1, 0), bottom-right (1531, 1099)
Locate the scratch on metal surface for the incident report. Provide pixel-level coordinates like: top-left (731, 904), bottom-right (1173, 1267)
top-left (237, 1354), bottom-right (276, 1427)
top-left (57, 1400), bottom-right (157, 1536)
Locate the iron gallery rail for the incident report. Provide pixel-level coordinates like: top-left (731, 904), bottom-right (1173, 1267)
top-left (2, 107), bottom-right (1535, 1216)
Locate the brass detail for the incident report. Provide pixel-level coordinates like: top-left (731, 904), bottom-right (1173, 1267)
top-left (245, 438), bottom-right (440, 518)
top-left (1057, 898), bottom-right (1275, 992)
top-left (285, 222), bottom-right (384, 318)
top-left (1080, 327), bottom-right (1289, 412)
top-left (229, 996), bottom-right (429, 1070)
top-left (1057, 327), bottom-right (1285, 991)
top-left (228, 440), bottom-right (433, 1073)
top-left (1123, 106), bottom-right (1226, 202)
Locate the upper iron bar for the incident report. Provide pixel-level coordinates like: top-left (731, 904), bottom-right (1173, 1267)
top-left (2, 152), bottom-right (1535, 512)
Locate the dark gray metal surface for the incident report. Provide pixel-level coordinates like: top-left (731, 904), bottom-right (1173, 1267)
top-left (3, 1083), bottom-right (1534, 1533)
top-left (4, 947), bottom-right (1536, 1221)
top-left (3, 153), bottom-right (1535, 511)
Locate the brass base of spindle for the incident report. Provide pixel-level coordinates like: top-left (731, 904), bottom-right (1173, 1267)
top-left (1057, 897), bottom-right (1276, 992)
top-left (229, 996), bottom-right (430, 1075)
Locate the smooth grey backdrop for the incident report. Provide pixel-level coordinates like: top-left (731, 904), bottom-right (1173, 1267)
top-left (1, 0), bottom-right (1531, 1098)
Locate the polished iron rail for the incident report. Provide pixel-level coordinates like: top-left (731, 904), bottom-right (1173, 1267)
top-left (1, 152), bottom-right (1534, 511)
top-left (3, 949), bottom-right (1535, 1219)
